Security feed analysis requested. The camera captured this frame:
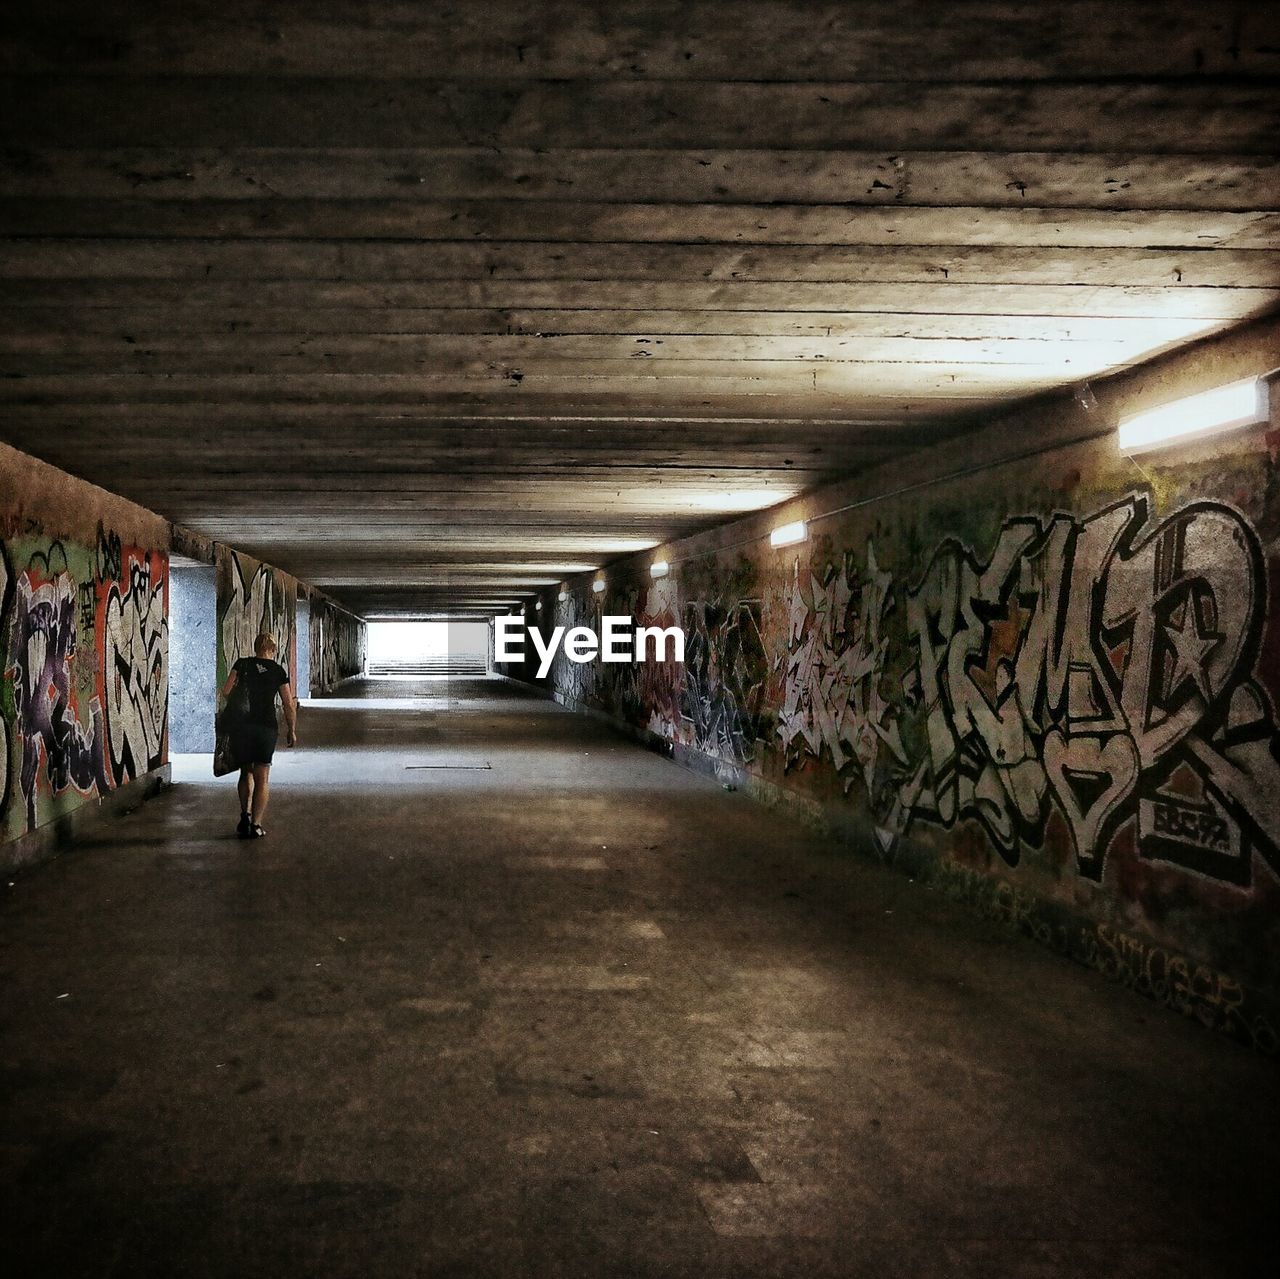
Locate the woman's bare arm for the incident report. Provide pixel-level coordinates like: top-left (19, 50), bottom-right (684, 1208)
top-left (281, 684), bottom-right (298, 745)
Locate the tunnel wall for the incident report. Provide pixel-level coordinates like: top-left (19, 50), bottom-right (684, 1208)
top-left (527, 316), bottom-right (1280, 1050)
top-left (215, 546), bottom-right (298, 689)
top-left (1, 441), bottom-right (368, 866)
top-left (0, 441), bottom-right (171, 864)
top-left (308, 593), bottom-right (367, 694)
top-left (213, 549), bottom-right (367, 697)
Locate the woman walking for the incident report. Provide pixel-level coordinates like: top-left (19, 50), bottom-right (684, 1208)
top-left (219, 633), bottom-right (297, 838)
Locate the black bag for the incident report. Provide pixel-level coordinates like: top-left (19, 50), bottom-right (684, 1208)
top-left (213, 673), bottom-right (252, 776)
top-left (213, 729), bottom-right (239, 777)
top-left (216, 680), bottom-right (251, 734)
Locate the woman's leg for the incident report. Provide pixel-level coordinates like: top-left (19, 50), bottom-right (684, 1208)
top-left (238, 766), bottom-right (254, 814)
top-left (250, 764), bottom-right (271, 825)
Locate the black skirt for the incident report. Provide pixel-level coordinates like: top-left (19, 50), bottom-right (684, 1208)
top-left (230, 723), bottom-right (279, 767)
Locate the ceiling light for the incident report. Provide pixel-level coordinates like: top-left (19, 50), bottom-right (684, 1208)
top-left (557, 589), bottom-right (569, 602)
top-left (650, 560), bottom-right (669, 578)
top-left (1118, 377), bottom-right (1270, 454)
top-left (593, 539), bottom-right (658, 553)
top-left (770, 520), bottom-right (808, 548)
top-left (691, 488), bottom-right (792, 512)
top-left (592, 579), bottom-right (606, 594)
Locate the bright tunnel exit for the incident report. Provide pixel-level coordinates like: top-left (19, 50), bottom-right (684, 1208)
top-left (365, 621), bottom-right (492, 677)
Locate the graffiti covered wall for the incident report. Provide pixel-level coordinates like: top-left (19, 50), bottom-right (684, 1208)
top-left (879, 496), bottom-right (1278, 886)
top-left (1, 445), bottom-right (171, 851)
top-left (2, 442), bottom-right (363, 856)
top-left (537, 400), bottom-right (1280, 1047)
top-left (216, 554), bottom-right (367, 699)
top-left (309, 595), bottom-right (366, 693)
top-left (216, 547), bottom-right (297, 689)
top-left (99, 540), bottom-right (170, 790)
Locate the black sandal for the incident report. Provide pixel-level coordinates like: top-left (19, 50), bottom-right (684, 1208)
top-left (237, 812), bottom-right (252, 839)
top-left (249, 824), bottom-right (267, 839)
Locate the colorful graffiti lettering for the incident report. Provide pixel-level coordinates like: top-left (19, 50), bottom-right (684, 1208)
top-left (0, 529), bottom-right (170, 839)
top-left (100, 551), bottom-right (169, 786)
top-left (884, 494), bottom-right (1280, 884)
top-left (7, 552), bottom-right (111, 830)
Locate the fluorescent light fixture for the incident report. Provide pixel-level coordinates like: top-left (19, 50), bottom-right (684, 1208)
top-left (691, 489), bottom-right (778, 509)
top-left (691, 488), bottom-right (791, 512)
top-left (1118, 377), bottom-right (1269, 454)
top-left (770, 520), bottom-right (808, 548)
top-left (602, 539), bottom-right (657, 553)
top-left (650, 560), bottom-right (669, 578)
top-left (592, 578), bottom-right (606, 594)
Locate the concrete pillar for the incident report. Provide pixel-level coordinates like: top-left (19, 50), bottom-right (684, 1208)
top-left (169, 566), bottom-right (216, 752)
top-left (296, 597), bottom-right (311, 698)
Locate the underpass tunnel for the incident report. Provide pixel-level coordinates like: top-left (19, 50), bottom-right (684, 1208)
top-left (2, 3), bottom-right (1280, 1276)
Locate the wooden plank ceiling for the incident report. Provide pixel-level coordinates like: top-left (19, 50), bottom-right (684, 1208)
top-left (1, 0), bottom-right (1278, 615)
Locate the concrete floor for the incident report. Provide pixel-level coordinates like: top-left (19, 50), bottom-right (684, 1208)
top-left (1, 678), bottom-right (1277, 1279)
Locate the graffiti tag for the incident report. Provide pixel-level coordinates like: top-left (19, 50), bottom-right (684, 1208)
top-left (680, 596), bottom-right (767, 764)
top-left (222, 554), bottom-right (293, 672)
top-left (101, 555), bottom-right (169, 786)
top-left (888, 495), bottom-right (1280, 884)
top-left (778, 542), bottom-right (907, 799)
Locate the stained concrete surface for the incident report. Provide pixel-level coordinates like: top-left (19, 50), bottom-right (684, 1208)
top-left (1, 677), bottom-right (1277, 1279)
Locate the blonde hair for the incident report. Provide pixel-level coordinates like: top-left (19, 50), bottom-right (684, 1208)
top-left (254, 633), bottom-right (278, 657)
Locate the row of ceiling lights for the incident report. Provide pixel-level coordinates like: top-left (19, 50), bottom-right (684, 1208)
top-left (539, 513), bottom-right (811, 609)
top-left (505, 375), bottom-right (1273, 618)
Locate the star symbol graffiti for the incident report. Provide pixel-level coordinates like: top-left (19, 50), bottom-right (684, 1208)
top-left (1162, 604), bottom-right (1222, 704)
top-left (971, 594), bottom-right (1031, 708)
